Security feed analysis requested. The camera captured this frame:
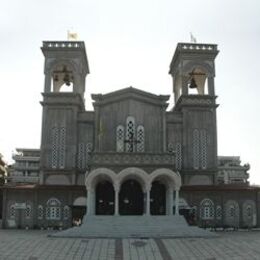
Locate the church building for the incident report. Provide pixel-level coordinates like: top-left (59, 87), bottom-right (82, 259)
top-left (1, 40), bottom-right (259, 231)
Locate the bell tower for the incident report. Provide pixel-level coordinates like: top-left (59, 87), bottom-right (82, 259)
top-left (40, 41), bottom-right (89, 185)
top-left (169, 43), bottom-right (219, 185)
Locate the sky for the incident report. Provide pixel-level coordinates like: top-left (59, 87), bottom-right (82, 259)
top-left (0, 0), bottom-right (260, 183)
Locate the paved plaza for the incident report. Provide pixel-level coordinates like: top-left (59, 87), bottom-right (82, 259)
top-left (1, 229), bottom-right (260, 260)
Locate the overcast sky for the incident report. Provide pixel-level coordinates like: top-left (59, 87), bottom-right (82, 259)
top-left (1, 0), bottom-right (260, 183)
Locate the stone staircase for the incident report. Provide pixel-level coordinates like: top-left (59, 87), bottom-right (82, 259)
top-left (51, 215), bottom-right (217, 238)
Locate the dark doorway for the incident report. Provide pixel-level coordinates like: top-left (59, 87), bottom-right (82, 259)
top-left (119, 179), bottom-right (144, 215)
top-left (95, 180), bottom-right (115, 215)
top-left (150, 181), bottom-right (166, 215)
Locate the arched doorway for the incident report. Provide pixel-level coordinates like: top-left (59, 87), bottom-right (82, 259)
top-left (119, 179), bottom-right (144, 215)
top-left (150, 181), bottom-right (166, 215)
top-left (95, 181), bottom-right (115, 215)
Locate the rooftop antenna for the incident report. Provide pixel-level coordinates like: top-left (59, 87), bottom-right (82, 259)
top-left (190, 32), bottom-right (197, 43)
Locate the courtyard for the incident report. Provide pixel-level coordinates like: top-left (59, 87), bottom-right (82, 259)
top-left (0, 229), bottom-right (260, 260)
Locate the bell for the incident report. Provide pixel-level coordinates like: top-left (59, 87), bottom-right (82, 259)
top-left (189, 77), bottom-right (197, 89)
top-left (63, 73), bottom-right (71, 86)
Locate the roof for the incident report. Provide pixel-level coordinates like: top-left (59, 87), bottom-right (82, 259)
top-left (91, 86), bottom-right (170, 107)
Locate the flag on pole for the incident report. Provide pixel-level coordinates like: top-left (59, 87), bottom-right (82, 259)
top-left (98, 119), bottom-right (105, 137)
top-left (67, 31), bottom-right (78, 41)
top-left (190, 32), bottom-right (197, 43)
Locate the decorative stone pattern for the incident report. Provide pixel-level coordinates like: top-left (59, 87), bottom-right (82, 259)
top-left (175, 142), bottom-right (182, 170)
top-left (90, 153), bottom-right (175, 166)
top-left (116, 125), bottom-right (125, 152)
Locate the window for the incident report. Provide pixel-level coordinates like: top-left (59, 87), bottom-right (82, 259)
top-left (116, 125), bottom-right (125, 152)
top-left (116, 117), bottom-right (145, 152)
top-left (10, 205), bottom-right (16, 219)
top-left (216, 206), bottom-right (222, 220)
top-left (63, 206), bottom-right (70, 220)
top-left (46, 198), bottom-right (61, 220)
top-left (51, 126), bottom-right (66, 169)
top-left (193, 129), bottom-right (207, 169)
top-left (25, 205), bottom-right (31, 219)
top-left (137, 125), bottom-right (145, 152)
top-left (200, 199), bottom-right (214, 220)
top-left (193, 129), bottom-right (200, 169)
top-left (38, 205), bottom-right (44, 220)
top-left (175, 142), bottom-right (182, 170)
top-left (126, 117), bottom-right (136, 152)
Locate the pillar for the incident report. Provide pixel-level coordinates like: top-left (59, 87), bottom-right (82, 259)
top-left (207, 76), bottom-right (215, 96)
top-left (146, 187), bottom-right (151, 216)
top-left (87, 189), bottom-right (93, 216)
top-left (114, 186), bottom-right (119, 216)
top-left (168, 188), bottom-right (174, 215)
top-left (175, 189), bottom-right (179, 215)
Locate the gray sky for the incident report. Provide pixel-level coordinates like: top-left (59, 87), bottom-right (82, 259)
top-left (1, 0), bottom-right (260, 183)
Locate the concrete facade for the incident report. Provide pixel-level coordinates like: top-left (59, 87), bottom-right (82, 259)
top-left (1, 41), bottom-right (258, 231)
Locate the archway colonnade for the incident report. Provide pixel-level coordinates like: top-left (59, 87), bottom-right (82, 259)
top-left (85, 167), bottom-right (181, 216)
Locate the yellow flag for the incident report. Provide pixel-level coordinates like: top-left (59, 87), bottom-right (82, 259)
top-left (99, 119), bottom-right (105, 137)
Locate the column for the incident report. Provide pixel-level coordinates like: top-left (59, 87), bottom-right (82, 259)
top-left (114, 188), bottom-right (119, 216)
top-left (175, 189), bottom-right (179, 215)
top-left (87, 189), bottom-right (93, 216)
top-left (168, 188), bottom-right (173, 215)
top-left (207, 76), bottom-right (215, 96)
top-left (146, 188), bottom-right (151, 216)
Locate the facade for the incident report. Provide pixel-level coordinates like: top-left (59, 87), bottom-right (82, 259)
top-left (2, 41), bottom-right (259, 230)
top-left (0, 153), bottom-right (7, 220)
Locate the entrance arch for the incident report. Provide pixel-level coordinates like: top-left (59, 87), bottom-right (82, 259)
top-left (119, 179), bottom-right (144, 215)
top-left (150, 181), bottom-right (166, 215)
top-left (95, 180), bottom-right (115, 215)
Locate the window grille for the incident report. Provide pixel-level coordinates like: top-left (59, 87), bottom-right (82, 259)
top-left (216, 206), bottom-right (222, 220)
top-left (46, 198), bottom-right (61, 220)
top-left (116, 125), bottom-right (125, 152)
top-left (10, 205), bottom-right (15, 219)
top-left (176, 142), bottom-right (182, 170)
top-left (137, 125), bottom-right (145, 152)
top-left (59, 127), bottom-right (66, 168)
top-left (77, 143), bottom-right (85, 170)
top-left (193, 129), bottom-right (200, 169)
top-left (126, 117), bottom-right (135, 152)
top-left (25, 205), bottom-right (31, 219)
top-left (200, 129), bottom-right (207, 169)
top-left (64, 206), bottom-right (70, 220)
top-left (200, 199), bottom-right (214, 220)
top-left (38, 205), bottom-right (44, 220)
top-left (51, 127), bottom-right (59, 168)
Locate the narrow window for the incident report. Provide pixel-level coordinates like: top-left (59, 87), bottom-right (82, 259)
top-left (137, 125), bottom-right (145, 152)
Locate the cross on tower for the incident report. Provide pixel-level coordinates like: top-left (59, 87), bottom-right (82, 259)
top-left (124, 132), bottom-right (140, 152)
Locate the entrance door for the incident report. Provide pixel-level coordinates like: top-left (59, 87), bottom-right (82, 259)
top-left (119, 179), bottom-right (144, 215)
top-left (95, 181), bottom-right (115, 215)
top-left (150, 181), bottom-right (166, 215)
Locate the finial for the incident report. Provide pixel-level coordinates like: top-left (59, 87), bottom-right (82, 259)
top-left (67, 30), bottom-right (78, 41)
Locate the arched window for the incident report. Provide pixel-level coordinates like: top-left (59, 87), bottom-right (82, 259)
top-left (200, 199), bottom-right (214, 220)
top-left (116, 125), bottom-right (125, 152)
top-left (63, 206), bottom-right (70, 220)
top-left (46, 198), bottom-right (61, 220)
top-left (137, 125), bottom-right (145, 152)
top-left (193, 129), bottom-right (207, 169)
top-left (126, 117), bottom-right (136, 152)
top-left (38, 205), bottom-right (44, 220)
top-left (200, 129), bottom-right (207, 169)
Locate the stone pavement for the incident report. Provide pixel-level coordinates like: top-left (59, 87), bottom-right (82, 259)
top-left (1, 229), bottom-right (260, 260)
